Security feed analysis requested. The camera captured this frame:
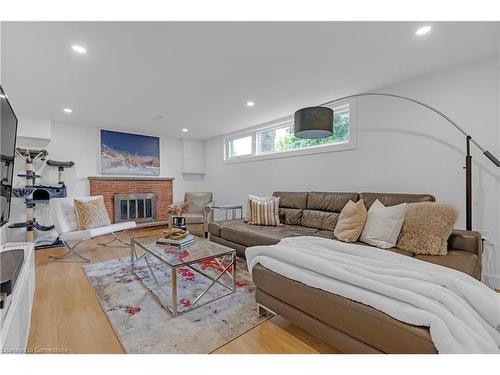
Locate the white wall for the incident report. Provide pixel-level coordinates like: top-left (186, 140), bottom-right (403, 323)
top-left (7, 122), bottom-right (207, 242)
top-left (204, 56), bottom-right (500, 288)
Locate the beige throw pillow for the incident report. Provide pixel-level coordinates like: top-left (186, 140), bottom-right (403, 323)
top-left (74, 197), bottom-right (111, 230)
top-left (359, 199), bottom-right (407, 249)
top-left (334, 199), bottom-right (367, 242)
top-left (248, 196), bottom-right (280, 226)
top-left (396, 202), bottom-right (458, 255)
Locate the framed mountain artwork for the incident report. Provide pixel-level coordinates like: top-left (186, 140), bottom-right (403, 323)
top-left (100, 130), bottom-right (160, 176)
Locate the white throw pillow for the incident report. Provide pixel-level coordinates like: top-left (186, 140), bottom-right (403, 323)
top-left (359, 199), bottom-right (407, 249)
top-left (245, 195), bottom-right (276, 222)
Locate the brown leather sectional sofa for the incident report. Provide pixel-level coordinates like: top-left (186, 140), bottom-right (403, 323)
top-left (209, 191), bottom-right (483, 353)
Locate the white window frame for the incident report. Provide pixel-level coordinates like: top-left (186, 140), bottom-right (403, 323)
top-left (223, 99), bottom-right (357, 164)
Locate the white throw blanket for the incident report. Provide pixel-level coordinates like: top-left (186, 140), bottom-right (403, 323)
top-left (245, 236), bottom-right (500, 353)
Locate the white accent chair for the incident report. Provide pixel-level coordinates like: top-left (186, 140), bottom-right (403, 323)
top-left (49, 196), bottom-right (136, 262)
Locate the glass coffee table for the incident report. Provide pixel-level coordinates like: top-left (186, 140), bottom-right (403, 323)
top-left (130, 236), bottom-right (236, 317)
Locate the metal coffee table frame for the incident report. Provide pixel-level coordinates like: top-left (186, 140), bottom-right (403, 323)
top-left (130, 237), bottom-right (236, 317)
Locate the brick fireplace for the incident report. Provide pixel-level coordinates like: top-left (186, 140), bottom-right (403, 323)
top-left (88, 176), bottom-right (174, 224)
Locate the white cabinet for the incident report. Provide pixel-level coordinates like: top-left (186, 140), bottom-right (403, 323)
top-left (0, 242), bottom-right (35, 354)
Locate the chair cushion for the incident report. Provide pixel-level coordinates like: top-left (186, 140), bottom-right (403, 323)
top-left (60, 221), bottom-right (136, 242)
top-left (183, 213), bottom-right (205, 224)
top-left (74, 196), bottom-right (111, 230)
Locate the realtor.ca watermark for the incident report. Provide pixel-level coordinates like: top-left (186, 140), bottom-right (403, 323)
top-left (2, 347), bottom-right (69, 354)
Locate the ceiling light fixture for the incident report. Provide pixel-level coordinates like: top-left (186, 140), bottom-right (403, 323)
top-left (246, 101), bottom-right (255, 107)
top-left (415, 26), bottom-right (431, 36)
top-left (63, 108), bottom-right (73, 113)
top-left (181, 128), bottom-right (188, 133)
top-left (72, 45), bottom-right (87, 54)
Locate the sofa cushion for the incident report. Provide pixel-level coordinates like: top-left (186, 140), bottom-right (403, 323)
top-left (306, 192), bottom-right (359, 211)
top-left (220, 221), bottom-right (318, 247)
top-left (301, 210), bottom-right (340, 231)
top-left (208, 219), bottom-right (243, 237)
top-left (359, 192), bottom-right (435, 210)
top-left (278, 208), bottom-right (303, 225)
top-left (415, 250), bottom-right (480, 280)
top-left (253, 264), bottom-right (437, 353)
top-left (315, 229), bottom-right (336, 239)
top-left (301, 192), bottom-right (359, 231)
top-left (273, 191), bottom-right (308, 209)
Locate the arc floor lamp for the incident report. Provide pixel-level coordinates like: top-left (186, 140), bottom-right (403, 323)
top-left (294, 93), bottom-right (500, 231)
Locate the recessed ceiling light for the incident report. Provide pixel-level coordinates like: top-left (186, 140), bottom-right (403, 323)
top-left (415, 26), bottom-right (431, 36)
top-left (153, 115), bottom-right (163, 120)
top-left (63, 108), bottom-right (73, 113)
top-left (246, 101), bottom-right (255, 107)
top-left (181, 128), bottom-right (188, 133)
top-left (72, 45), bottom-right (87, 54)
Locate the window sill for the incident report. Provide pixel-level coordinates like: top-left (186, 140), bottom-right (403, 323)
top-left (222, 141), bottom-right (356, 164)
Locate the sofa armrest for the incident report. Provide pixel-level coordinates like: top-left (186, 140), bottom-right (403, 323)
top-left (448, 229), bottom-right (483, 255)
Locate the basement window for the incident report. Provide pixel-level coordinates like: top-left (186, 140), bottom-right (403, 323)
top-left (224, 102), bottom-right (355, 162)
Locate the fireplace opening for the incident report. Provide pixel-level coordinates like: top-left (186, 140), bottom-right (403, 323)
top-left (114, 193), bottom-right (157, 223)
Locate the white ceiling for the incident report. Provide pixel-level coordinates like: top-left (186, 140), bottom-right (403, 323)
top-left (1, 21), bottom-right (499, 139)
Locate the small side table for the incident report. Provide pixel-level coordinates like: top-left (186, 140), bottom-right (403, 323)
top-left (212, 204), bottom-right (243, 220)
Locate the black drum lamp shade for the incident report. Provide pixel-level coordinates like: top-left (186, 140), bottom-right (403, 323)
top-left (294, 106), bottom-right (333, 139)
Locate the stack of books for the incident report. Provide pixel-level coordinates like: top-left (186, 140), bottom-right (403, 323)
top-left (156, 235), bottom-right (195, 249)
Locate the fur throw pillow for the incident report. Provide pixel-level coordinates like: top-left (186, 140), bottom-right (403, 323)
top-left (396, 202), bottom-right (458, 255)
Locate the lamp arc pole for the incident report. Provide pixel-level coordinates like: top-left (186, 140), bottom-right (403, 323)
top-left (314, 92), bottom-right (500, 231)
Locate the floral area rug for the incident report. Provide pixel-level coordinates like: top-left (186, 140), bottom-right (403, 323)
top-left (83, 255), bottom-right (270, 353)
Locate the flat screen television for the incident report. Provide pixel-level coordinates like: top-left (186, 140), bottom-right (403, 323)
top-left (1, 85), bottom-right (18, 227)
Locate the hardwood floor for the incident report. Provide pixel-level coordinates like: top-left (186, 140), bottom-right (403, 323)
top-left (26, 227), bottom-right (338, 354)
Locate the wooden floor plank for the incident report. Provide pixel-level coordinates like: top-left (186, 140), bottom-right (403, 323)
top-left (26, 227), bottom-right (338, 354)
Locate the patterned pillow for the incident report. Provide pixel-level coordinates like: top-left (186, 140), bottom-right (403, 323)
top-left (74, 197), bottom-right (111, 230)
top-left (248, 196), bottom-right (280, 226)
